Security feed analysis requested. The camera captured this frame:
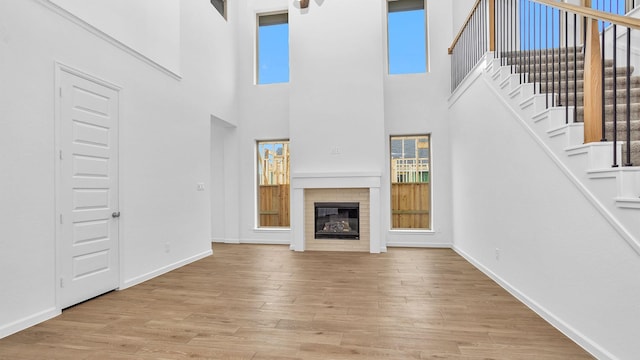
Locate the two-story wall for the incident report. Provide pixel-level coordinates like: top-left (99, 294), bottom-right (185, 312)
top-left (0, 0), bottom-right (231, 337)
top-left (216, 0), bottom-right (455, 250)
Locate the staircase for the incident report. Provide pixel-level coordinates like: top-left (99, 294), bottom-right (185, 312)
top-left (504, 47), bottom-right (640, 166)
top-left (448, 0), bottom-right (640, 252)
top-left (483, 48), bottom-right (640, 254)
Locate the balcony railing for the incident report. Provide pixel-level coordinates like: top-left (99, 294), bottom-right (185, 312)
top-left (449, 0), bottom-right (640, 167)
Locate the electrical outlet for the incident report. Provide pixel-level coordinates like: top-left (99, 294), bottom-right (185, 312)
top-left (495, 248), bottom-right (500, 261)
top-left (196, 183), bottom-right (205, 191)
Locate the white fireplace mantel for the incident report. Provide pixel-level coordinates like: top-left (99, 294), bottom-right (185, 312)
top-left (290, 171), bottom-right (382, 253)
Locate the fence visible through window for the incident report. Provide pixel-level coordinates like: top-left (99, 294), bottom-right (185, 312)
top-left (390, 135), bottom-right (431, 230)
top-left (257, 140), bottom-right (290, 227)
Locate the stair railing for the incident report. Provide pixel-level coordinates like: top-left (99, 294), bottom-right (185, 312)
top-left (450, 0), bottom-right (640, 167)
top-left (449, 0), bottom-right (491, 91)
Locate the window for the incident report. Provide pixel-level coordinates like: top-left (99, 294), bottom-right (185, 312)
top-left (257, 13), bottom-right (289, 84)
top-left (211, 0), bottom-right (226, 19)
top-left (390, 135), bottom-right (431, 229)
top-left (387, 0), bottom-right (427, 74)
top-left (257, 140), bottom-right (290, 227)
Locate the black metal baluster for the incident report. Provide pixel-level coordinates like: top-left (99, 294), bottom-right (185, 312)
top-left (573, 14), bottom-right (577, 123)
top-left (512, 0), bottom-right (516, 72)
top-left (626, 28), bottom-right (632, 166)
top-left (520, 0), bottom-right (524, 83)
top-left (558, 9), bottom-right (563, 108)
top-left (531, 1), bottom-right (534, 89)
top-left (565, 11), bottom-right (569, 123)
top-left (602, 17), bottom-right (607, 141)
top-left (545, 5), bottom-right (549, 106)
top-left (552, 8), bottom-right (556, 106)
top-left (613, 24), bottom-right (619, 167)
top-left (518, 0), bottom-right (527, 84)
top-left (538, 3), bottom-right (541, 95)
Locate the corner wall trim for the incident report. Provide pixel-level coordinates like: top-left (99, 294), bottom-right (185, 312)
top-left (32, 0), bottom-right (182, 80)
top-left (453, 246), bottom-right (616, 360)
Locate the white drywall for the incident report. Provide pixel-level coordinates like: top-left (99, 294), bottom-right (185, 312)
top-left (0, 0), bottom-right (232, 337)
top-left (49, 0), bottom-right (181, 75)
top-left (451, 0), bottom-right (477, 34)
top-left (225, 0), bottom-right (455, 247)
top-left (384, 0), bottom-right (454, 247)
top-left (289, 0), bottom-right (385, 174)
top-left (449, 67), bottom-right (640, 359)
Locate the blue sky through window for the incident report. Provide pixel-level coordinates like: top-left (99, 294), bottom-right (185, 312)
top-left (388, 9), bottom-right (426, 74)
top-left (258, 22), bottom-right (289, 84)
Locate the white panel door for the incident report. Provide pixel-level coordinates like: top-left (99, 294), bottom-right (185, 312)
top-left (58, 68), bottom-right (119, 309)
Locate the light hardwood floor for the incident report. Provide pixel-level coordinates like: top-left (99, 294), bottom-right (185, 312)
top-left (0, 244), bottom-right (594, 359)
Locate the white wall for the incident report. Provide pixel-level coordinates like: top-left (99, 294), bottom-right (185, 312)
top-left (289, 0), bottom-right (385, 174)
top-left (0, 0), bottom-right (232, 337)
top-left (449, 67), bottom-right (640, 359)
top-left (223, 0), bottom-right (455, 247)
top-left (384, 0), bottom-right (454, 247)
top-left (49, 0), bottom-right (181, 75)
top-left (451, 0), bottom-right (477, 33)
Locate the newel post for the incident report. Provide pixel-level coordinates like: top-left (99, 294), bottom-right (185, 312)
top-left (583, 1), bottom-right (603, 143)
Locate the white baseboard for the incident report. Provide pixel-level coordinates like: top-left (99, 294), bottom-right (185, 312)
top-left (386, 241), bottom-right (451, 248)
top-left (121, 249), bottom-right (212, 290)
top-left (211, 238), bottom-right (290, 245)
top-left (453, 245), bottom-right (616, 360)
top-left (0, 307), bottom-right (60, 339)
top-left (237, 239), bottom-right (290, 245)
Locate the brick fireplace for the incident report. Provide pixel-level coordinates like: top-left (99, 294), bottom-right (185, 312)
top-left (290, 172), bottom-right (381, 253)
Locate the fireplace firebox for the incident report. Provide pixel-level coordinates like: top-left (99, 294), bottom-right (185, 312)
top-left (314, 202), bottom-right (359, 240)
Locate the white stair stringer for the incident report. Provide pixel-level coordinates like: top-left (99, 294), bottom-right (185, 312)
top-left (484, 59), bottom-right (640, 255)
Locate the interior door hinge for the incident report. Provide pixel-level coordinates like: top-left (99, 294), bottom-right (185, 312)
top-left (60, 278), bottom-right (64, 288)
top-left (59, 87), bottom-right (62, 97)
top-left (59, 214), bottom-right (63, 224)
top-left (59, 150), bottom-right (63, 160)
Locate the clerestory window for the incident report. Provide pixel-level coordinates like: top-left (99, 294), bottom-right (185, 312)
top-left (257, 12), bottom-right (289, 84)
top-left (387, 0), bottom-right (427, 74)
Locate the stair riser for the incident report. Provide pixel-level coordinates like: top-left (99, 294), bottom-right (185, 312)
top-left (539, 78), bottom-right (640, 92)
top-left (604, 129), bottom-right (640, 142)
top-left (621, 145), bottom-right (640, 166)
top-left (555, 93), bottom-right (640, 107)
top-left (506, 58), bottom-right (619, 71)
top-left (525, 68), bottom-right (634, 83)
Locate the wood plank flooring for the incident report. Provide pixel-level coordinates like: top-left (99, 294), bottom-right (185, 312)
top-left (0, 244), bottom-right (594, 359)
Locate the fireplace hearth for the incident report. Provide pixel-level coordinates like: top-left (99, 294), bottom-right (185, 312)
top-left (314, 202), bottom-right (359, 240)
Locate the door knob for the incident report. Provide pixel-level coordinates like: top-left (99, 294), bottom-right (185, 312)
top-left (112, 211), bottom-right (121, 218)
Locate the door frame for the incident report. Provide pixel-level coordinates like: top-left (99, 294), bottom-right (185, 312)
top-left (54, 62), bottom-right (123, 310)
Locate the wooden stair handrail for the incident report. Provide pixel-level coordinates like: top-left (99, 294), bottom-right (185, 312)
top-left (533, 0), bottom-right (640, 30)
top-left (449, 0), bottom-right (640, 55)
top-left (448, 0), bottom-right (484, 54)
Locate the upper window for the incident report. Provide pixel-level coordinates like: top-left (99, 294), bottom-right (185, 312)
top-left (387, 0), bottom-right (427, 74)
top-left (211, 0), bottom-right (226, 19)
top-left (257, 13), bottom-right (289, 84)
top-left (390, 135), bottom-right (431, 230)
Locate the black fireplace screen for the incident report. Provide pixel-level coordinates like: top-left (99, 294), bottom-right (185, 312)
top-left (314, 202), bottom-right (359, 240)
